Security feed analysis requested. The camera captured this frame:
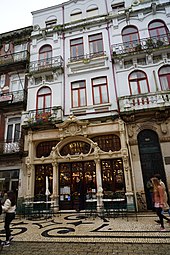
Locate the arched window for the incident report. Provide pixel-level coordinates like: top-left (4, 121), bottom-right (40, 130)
top-left (92, 135), bottom-right (121, 152)
top-left (159, 65), bottom-right (170, 91)
top-left (60, 141), bottom-right (91, 156)
top-left (148, 20), bottom-right (169, 40)
top-left (122, 26), bottom-right (140, 49)
top-left (36, 86), bottom-right (51, 111)
top-left (129, 71), bottom-right (149, 95)
top-left (39, 45), bottom-right (52, 68)
top-left (39, 45), bottom-right (52, 60)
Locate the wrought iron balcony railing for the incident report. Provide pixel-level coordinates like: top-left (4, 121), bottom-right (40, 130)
top-left (69, 51), bottom-right (106, 62)
top-left (0, 139), bottom-right (23, 155)
top-left (29, 56), bottom-right (64, 73)
top-left (111, 34), bottom-right (170, 56)
top-left (22, 106), bottom-right (63, 127)
top-left (0, 50), bottom-right (29, 66)
top-left (0, 90), bottom-right (26, 104)
top-left (118, 90), bottom-right (170, 113)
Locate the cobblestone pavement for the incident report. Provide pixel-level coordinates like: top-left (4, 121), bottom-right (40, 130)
top-left (0, 212), bottom-right (170, 254)
top-left (1, 241), bottom-right (170, 255)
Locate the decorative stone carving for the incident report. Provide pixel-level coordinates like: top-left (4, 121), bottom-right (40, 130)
top-left (56, 115), bottom-right (89, 138)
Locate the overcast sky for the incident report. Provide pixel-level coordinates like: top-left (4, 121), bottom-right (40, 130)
top-left (0, 0), bottom-right (68, 34)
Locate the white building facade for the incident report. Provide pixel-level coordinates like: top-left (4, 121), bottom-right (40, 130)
top-left (21, 0), bottom-right (170, 212)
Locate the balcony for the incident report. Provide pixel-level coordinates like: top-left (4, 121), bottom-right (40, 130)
top-left (118, 90), bottom-right (170, 113)
top-left (67, 51), bottom-right (108, 74)
top-left (0, 139), bottom-right (23, 155)
top-left (0, 50), bottom-right (29, 72)
top-left (22, 106), bottom-right (63, 127)
top-left (111, 34), bottom-right (170, 56)
top-left (0, 90), bottom-right (26, 105)
top-left (29, 56), bottom-right (64, 74)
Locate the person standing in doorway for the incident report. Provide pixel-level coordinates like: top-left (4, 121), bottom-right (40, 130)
top-left (151, 177), bottom-right (170, 231)
top-left (1, 190), bottom-right (16, 247)
top-left (75, 177), bottom-right (85, 212)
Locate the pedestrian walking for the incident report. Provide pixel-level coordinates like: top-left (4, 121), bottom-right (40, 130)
top-left (1, 190), bottom-right (16, 247)
top-left (151, 177), bottom-right (170, 231)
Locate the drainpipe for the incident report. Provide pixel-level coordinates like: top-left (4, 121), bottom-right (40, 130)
top-left (104, 0), bottom-right (120, 114)
top-left (62, 4), bottom-right (66, 116)
top-left (125, 123), bottom-right (138, 211)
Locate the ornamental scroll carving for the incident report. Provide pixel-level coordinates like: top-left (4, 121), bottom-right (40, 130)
top-left (57, 115), bottom-right (89, 139)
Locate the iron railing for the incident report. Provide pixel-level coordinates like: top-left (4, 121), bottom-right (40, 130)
top-left (111, 34), bottom-right (170, 55)
top-left (0, 90), bottom-right (26, 104)
top-left (0, 139), bottom-right (23, 155)
top-left (0, 50), bottom-right (29, 65)
top-left (22, 106), bottom-right (63, 126)
top-left (69, 51), bottom-right (106, 62)
top-left (29, 56), bottom-right (64, 73)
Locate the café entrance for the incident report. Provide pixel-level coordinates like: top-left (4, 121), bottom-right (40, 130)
top-left (59, 161), bottom-right (96, 210)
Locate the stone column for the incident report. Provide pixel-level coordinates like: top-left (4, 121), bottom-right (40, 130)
top-left (51, 161), bottom-right (59, 212)
top-left (119, 119), bottom-right (135, 211)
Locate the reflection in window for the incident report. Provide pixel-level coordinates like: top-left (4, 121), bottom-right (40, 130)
top-left (148, 20), bottom-right (169, 40)
top-left (35, 164), bottom-right (53, 196)
top-left (71, 80), bottom-right (86, 107)
top-left (129, 71), bottom-right (149, 95)
top-left (70, 37), bottom-right (84, 61)
top-left (89, 33), bottom-right (104, 56)
top-left (37, 86), bottom-right (51, 110)
top-left (92, 135), bottom-right (121, 152)
top-left (122, 26), bottom-right (139, 49)
top-left (159, 65), bottom-right (170, 91)
top-left (92, 77), bottom-right (109, 104)
top-left (36, 141), bottom-right (58, 158)
top-left (60, 141), bottom-right (91, 156)
top-left (102, 159), bottom-right (125, 197)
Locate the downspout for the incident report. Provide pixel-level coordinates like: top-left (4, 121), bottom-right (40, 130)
top-left (125, 123), bottom-right (138, 211)
top-left (104, 0), bottom-right (120, 114)
top-left (62, 4), bottom-right (66, 116)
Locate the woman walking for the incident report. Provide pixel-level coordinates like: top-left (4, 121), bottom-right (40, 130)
top-left (2, 190), bottom-right (16, 247)
top-left (152, 177), bottom-right (170, 231)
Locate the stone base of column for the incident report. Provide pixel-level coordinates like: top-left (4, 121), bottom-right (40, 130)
top-left (125, 192), bottom-right (136, 211)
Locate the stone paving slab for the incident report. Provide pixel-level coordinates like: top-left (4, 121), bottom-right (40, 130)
top-left (1, 242), bottom-right (170, 255)
top-left (0, 212), bottom-right (170, 244)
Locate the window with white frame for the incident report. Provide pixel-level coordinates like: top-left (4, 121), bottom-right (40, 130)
top-left (70, 37), bottom-right (84, 60)
top-left (6, 117), bottom-right (21, 143)
top-left (89, 33), bottom-right (104, 56)
top-left (71, 80), bottom-right (87, 107)
top-left (159, 66), bottom-right (170, 91)
top-left (92, 77), bottom-right (109, 105)
top-left (10, 74), bottom-right (24, 92)
top-left (0, 74), bottom-right (6, 88)
top-left (129, 71), bottom-right (149, 95)
top-left (14, 43), bottom-right (27, 61)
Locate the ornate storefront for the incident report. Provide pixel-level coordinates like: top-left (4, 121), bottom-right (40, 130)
top-left (24, 116), bottom-right (135, 211)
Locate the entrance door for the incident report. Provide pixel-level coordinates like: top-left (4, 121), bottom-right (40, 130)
top-left (137, 129), bottom-right (167, 210)
top-left (59, 161), bottom-right (96, 210)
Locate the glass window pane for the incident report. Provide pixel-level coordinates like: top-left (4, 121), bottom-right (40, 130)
top-left (130, 81), bottom-right (138, 94)
top-left (93, 86), bottom-right (100, 104)
top-left (73, 90), bottom-right (78, 107)
top-left (14, 124), bottom-right (20, 142)
top-left (80, 89), bottom-right (86, 106)
top-left (101, 86), bottom-right (108, 103)
top-left (139, 80), bottom-right (148, 93)
top-left (7, 125), bottom-right (13, 142)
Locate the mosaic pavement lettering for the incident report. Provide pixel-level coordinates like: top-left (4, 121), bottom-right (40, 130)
top-left (1, 213), bottom-right (170, 244)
